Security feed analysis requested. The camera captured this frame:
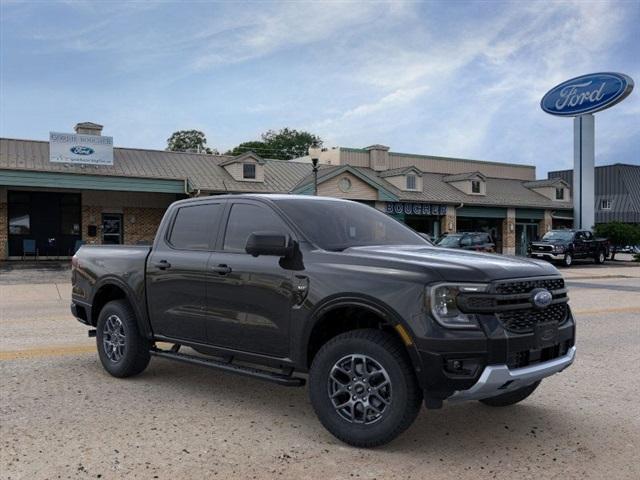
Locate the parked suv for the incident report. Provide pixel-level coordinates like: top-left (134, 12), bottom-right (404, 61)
top-left (436, 232), bottom-right (496, 252)
top-left (71, 195), bottom-right (575, 447)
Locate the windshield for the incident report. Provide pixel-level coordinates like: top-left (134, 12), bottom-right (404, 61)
top-left (435, 235), bottom-right (462, 247)
top-left (542, 231), bottom-right (574, 241)
top-left (272, 199), bottom-right (429, 251)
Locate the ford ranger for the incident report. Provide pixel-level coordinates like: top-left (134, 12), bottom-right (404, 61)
top-left (71, 195), bottom-right (576, 447)
top-left (528, 229), bottom-right (608, 267)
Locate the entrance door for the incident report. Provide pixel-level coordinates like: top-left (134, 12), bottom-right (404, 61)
top-left (102, 214), bottom-right (123, 245)
top-left (516, 223), bottom-right (539, 256)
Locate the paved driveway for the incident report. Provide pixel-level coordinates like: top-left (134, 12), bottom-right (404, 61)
top-left (1, 263), bottom-right (639, 479)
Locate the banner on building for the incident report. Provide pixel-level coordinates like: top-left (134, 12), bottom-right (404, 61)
top-left (49, 132), bottom-right (114, 166)
top-left (386, 202), bottom-right (447, 216)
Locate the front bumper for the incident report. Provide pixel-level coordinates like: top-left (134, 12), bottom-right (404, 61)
top-left (448, 346), bottom-right (576, 402)
top-left (529, 251), bottom-right (564, 260)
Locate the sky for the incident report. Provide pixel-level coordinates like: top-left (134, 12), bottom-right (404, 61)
top-left (1, 0), bottom-right (638, 177)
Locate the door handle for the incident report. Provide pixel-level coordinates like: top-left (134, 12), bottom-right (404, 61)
top-left (154, 260), bottom-right (171, 270)
top-left (211, 264), bottom-right (232, 275)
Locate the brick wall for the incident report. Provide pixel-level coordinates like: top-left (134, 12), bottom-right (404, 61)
top-left (0, 199), bottom-right (7, 261)
top-left (502, 208), bottom-right (516, 255)
top-left (539, 210), bottom-right (553, 238)
top-left (123, 207), bottom-right (165, 245)
top-left (81, 206), bottom-right (165, 246)
top-left (440, 205), bottom-right (457, 234)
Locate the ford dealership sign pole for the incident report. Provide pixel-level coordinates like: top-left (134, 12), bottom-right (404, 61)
top-left (541, 72), bottom-right (633, 230)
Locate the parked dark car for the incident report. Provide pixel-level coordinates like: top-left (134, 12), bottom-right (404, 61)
top-left (436, 232), bottom-right (496, 252)
top-left (528, 230), bottom-right (609, 267)
top-left (71, 195), bottom-right (575, 447)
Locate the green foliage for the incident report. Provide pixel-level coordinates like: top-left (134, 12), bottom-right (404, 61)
top-left (225, 141), bottom-right (269, 157)
top-left (226, 128), bottom-right (322, 160)
top-left (594, 222), bottom-right (640, 260)
top-left (167, 130), bottom-right (217, 154)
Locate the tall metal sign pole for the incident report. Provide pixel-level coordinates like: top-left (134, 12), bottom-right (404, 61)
top-left (541, 72), bottom-right (634, 230)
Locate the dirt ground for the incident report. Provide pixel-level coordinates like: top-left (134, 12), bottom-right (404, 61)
top-left (1, 263), bottom-right (639, 479)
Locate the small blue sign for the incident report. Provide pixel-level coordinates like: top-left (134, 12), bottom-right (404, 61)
top-left (70, 146), bottom-right (95, 155)
top-left (541, 72), bottom-right (633, 116)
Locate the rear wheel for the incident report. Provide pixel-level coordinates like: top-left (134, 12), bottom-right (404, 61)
top-left (309, 329), bottom-right (423, 448)
top-left (96, 300), bottom-right (150, 378)
top-left (479, 381), bottom-right (540, 407)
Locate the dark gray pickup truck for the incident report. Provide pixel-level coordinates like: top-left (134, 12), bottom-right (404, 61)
top-left (71, 195), bottom-right (576, 447)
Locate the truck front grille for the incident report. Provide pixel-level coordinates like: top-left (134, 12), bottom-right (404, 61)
top-left (496, 303), bottom-right (568, 333)
top-left (494, 277), bottom-right (564, 295)
top-left (457, 277), bottom-right (570, 334)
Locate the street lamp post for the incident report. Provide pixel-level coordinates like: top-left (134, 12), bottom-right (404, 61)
top-left (308, 144), bottom-right (321, 196)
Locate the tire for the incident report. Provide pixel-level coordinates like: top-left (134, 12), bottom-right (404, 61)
top-left (308, 329), bottom-right (423, 448)
top-left (479, 381), bottom-right (540, 407)
top-left (562, 253), bottom-right (573, 267)
top-left (96, 300), bottom-right (151, 378)
top-left (595, 250), bottom-right (606, 264)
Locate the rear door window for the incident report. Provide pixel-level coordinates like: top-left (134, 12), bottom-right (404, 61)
top-left (169, 203), bottom-right (223, 250)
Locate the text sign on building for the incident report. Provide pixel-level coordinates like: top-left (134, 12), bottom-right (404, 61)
top-left (540, 72), bottom-right (634, 117)
top-left (386, 202), bottom-right (447, 216)
top-left (49, 132), bottom-right (114, 166)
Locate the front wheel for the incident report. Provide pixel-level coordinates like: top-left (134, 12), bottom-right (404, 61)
top-left (595, 250), bottom-right (606, 264)
top-left (479, 381), bottom-right (540, 407)
top-left (96, 300), bottom-right (151, 378)
top-left (561, 253), bottom-right (573, 267)
top-left (309, 329), bottom-right (423, 448)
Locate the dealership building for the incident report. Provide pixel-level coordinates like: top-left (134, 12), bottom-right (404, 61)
top-left (1, 122), bottom-right (576, 261)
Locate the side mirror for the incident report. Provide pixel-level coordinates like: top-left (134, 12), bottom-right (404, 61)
top-left (245, 232), bottom-right (293, 258)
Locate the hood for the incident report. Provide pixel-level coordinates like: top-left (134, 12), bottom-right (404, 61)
top-left (342, 245), bottom-right (559, 282)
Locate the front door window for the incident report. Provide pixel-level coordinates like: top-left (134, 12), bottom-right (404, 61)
top-left (102, 214), bottom-right (123, 245)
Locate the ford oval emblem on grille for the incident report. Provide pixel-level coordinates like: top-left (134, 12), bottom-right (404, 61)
top-left (532, 289), bottom-right (553, 309)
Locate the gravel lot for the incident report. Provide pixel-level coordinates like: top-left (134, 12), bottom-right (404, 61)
top-left (1, 262), bottom-right (639, 479)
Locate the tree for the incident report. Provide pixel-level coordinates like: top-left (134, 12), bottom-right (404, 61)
top-left (594, 222), bottom-right (640, 260)
top-left (167, 130), bottom-right (217, 154)
top-left (225, 141), bottom-right (268, 157)
top-left (226, 128), bottom-right (322, 160)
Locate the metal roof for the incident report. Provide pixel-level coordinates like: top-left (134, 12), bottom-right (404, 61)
top-left (1, 137), bottom-right (572, 210)
top-left (0, 137), bottom-right (310, 194)
top-left (442, 171), bottom-right (486, 182)
top-left (549, 164), bottom-right (640, 223)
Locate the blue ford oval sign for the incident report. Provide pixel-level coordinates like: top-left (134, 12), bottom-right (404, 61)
top-left (70, 146), bottom-right (95, 155)
top-left (541, 72), bottom-right (633, 116)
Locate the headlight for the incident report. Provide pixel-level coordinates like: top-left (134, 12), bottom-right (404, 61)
top-left (555, 245), bottom-right (565, 253)
top-left (427, 283), bottom-right (489, 329)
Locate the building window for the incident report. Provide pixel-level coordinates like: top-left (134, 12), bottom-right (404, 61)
top-left (555, 188), bottom-right (564, 200)
top-left (243, 163), bottom-right (256, 179)
top-left (8, 192), bottom-right (30, 234)
top-left (338, 177), bottom-right (352, 193)
top-left (406, 174), bottom-right (417, 190)
top-left (600, 199), bottom-right (612, 210)
top-left (471, 180), bottom-right (481, 194)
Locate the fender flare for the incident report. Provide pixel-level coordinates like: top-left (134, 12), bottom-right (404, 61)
top-left (91, 275), bottom-right (153, 339)
top-left (300, 294), bottom-right (423, 375)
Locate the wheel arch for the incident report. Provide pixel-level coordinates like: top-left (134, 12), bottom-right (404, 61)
top-left (302, 295), bottom-right (422, 377)
top-left (90, 276), bottom-right (153, 338)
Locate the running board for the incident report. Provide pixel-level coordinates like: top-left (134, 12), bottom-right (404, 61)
top-left (150, 348), bottom-right (305, 387)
